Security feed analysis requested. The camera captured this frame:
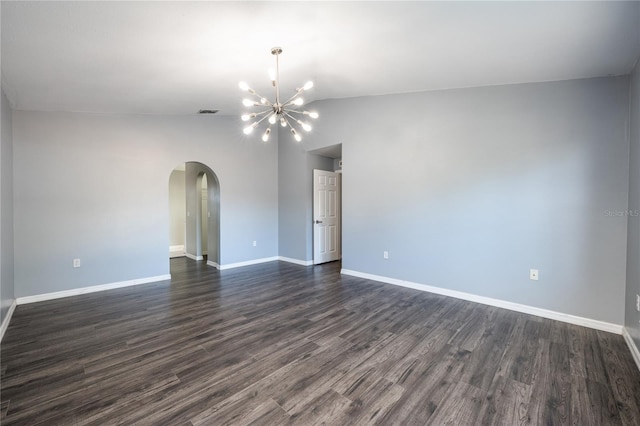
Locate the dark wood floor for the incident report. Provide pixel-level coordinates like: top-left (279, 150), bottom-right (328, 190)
top-left (1, 258), bottom-right (640, 425)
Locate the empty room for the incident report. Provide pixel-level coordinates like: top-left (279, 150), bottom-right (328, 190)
top-left (1, 1), bottom-right (640, 425)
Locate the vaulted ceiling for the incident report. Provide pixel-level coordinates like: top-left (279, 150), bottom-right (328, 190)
top-left (2, 1), bottom-right (639, 116)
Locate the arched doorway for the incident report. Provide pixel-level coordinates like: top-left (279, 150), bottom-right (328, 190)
top-left (168, 162), bottom-right (220, 267)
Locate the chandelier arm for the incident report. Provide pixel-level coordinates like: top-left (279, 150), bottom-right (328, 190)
top-left (283, 111), bottom-right (299, 123)
top-left (282, 114), bottom-right (294, 128)
top-left (245, 110), bottom-right (272, 118)
top-left (276, 54), bottom-right (281, 104)
top-left (283, 112), bottom-right (306, 131)
top-left (285, 111), bottom-right (312, 131)
top-left (242, 109), bottom-right (270, 122)
top-left (282, 115), bottom-right (302, 141)
top-left (282, 89), bottom-right (304, 106)
top-left (254, 113), bottom-right (274, 126)
top-left (274, 51), bottom-right (281, 106)
top-left (246, 89), bottom-right (274, 107)
top-left (247, 103), bottom-right (274, 110)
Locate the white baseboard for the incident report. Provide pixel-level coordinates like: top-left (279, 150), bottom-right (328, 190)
top-left (277, 256), bottom-right (313, 266)
top-left (207, 257), bottom-right (310, 270)
top-left (0, 300), bottom-right (17, 342)
top-left (340, 269), bottom-right (623, 335)
top-left (185, 253), bottom-right (204, 261)
top-left (218, 256), bottom-right (279, 270)
top-left (623, 327), bottom-right (640, 372)
top-left (169, 245), bottom-right (185, 258)
top-left (16, 274), bottom-right (172, 305)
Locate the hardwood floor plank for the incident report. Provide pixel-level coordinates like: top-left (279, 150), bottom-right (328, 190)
top-left (527, 340), bottom-right (573, 425)
top-left (243, 399), bottom-right (291, 425)
top-left (570, 376), bottom-right (621, 426)
top-left (332, 334), bottom-right (416, 394)
top-left (478, 374), bottom-right (532, 426)
top-left (496, 317), bottom-right (544, 386)
top-left (458, 308), bottom-right (517, 390)
top-left (287, 388), bottom-right (352, 425)
top-left (597, 330), bottom-right (640, 426)
top-left (426, 380), bottom-right (486, 425)
top-left (278, 333), bottom-right (399, 415)
top-left (1, 399), bottom-right (9, 420)
top-left (188, 340), bottom-right (321, 424)
top-left (331, 377), bottom-right (405, 425)
top-left (375, 346), bottom-right (470, 424)
top-left (1, 257), bottom-right (638, 425)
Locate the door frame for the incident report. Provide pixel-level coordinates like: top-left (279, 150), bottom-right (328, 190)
top-left (313, 169), bottom-right (342, 265)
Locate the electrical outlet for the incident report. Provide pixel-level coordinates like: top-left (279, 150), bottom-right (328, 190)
top-left (253, 241), bottom-right (257, 247)
top-left (529, 269), bottom-right (539, 281)
top-left (383, 251), bottom-right (389, 259)
top-left (636, 294), bottom-right (640, 312)
top-left (73, 258), bottom-right (81, 268)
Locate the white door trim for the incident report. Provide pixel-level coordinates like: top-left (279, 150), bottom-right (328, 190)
top-left (313, 169), bottom-right (341, 265)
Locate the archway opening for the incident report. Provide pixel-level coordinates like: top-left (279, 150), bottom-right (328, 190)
top-left (168, 162), bottom-right (220, 267)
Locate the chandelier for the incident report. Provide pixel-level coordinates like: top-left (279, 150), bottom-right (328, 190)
top-left (239, 47), bottom-right (318, 142)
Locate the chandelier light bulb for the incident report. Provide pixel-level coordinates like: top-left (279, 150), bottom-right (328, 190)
top-left (269, 68), bottom-right (276, 83)
top-left (292, 97), bottom-right (304, 106)
top-left (297, 120), bottom-right (312, 132)
top-left (241, 113), bottom-right (256, 122)
top-left (242, 99), bottom-right (255, 107)
top-left (239, 81), bottom-right (250, 91)
top-left (262, 128), bottom-right (271, 142)
top-left (307, 111), bottom-right (319, 119)
top-left (291, 128), bottom-right (301, 142)
top-left (280, 117), bottom-right (287, 127)
top-left (268, 114), bottom-right (277, 124)
top-left (243, 122), bottom-right (258, 135)
top-left (303, 81), bottom-right (314, 90)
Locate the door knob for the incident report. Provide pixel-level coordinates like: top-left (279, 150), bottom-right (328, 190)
top-left (315, 220), bottom-right (323, 224)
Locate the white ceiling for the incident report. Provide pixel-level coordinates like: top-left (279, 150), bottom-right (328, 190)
top-left (2, 1), bottom-right (639, 116)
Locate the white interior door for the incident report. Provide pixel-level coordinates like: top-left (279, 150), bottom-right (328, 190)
top-left (313, 169), bottom-right (341, 265)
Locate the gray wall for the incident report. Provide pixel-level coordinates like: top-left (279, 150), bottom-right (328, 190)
top-left (299, 77), bottom-right (630, 325)
top-left (1, 89), bottom-right (15, 322)
top-left (168, 169), bottom-right (186, 247)
top-left (5, 75), bottom-right (636, 329)
top-left (278, 132), bottom-right (333, 262)
top-left (626, 62), bottom-right (640, 350)
top-left (278, 131), bottom-right (307, 260)
top-left (12, 111), bottom-right (278, 298)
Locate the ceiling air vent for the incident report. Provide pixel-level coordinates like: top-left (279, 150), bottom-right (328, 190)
top-left (198, 109), bottom-right (219, 114)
